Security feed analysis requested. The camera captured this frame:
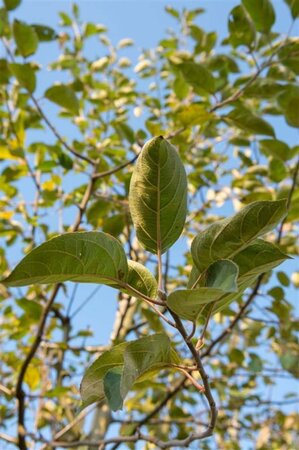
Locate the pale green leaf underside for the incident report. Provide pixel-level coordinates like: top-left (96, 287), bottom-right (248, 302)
top-left (167, 287), bottom-right (228, 321)
top-left (81, 334), bottom-right (176, 410)
top-left (205, 259), bottom-right (239, 292)
top-left (126, 260), bottom-right (158, 299)
top-left (120, 333), bottom-right (174, 398)
top-left (187, 239), bottom-right (289, 319)
top-left (103, 367), bottom-right (123, 411)
top-left (191, 200), bottom-right (287, 273)
top-left (80, 342), bottom-right (127, 408)
top-left (2, 232), bottom-right (128, 287)
top-left (129, 136), bottom-right (187, 254)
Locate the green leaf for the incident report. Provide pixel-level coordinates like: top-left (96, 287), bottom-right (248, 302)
top-left (86, 199), bottom-right (110, 228)
top-left (188, 239), bottom-right (289, 289)
top-left (16, 298), bottom-right (42, 321)
top-left (129, 136), bottom-right (187, 254)
top-left (191, 200), bottom-right (287, 273)
top-left (228, 5), bottom-right (255, 48)
top-left (269, 157), bottom-right (288, 182)
top-left (9, 63), bottom-right (36, 93)
top-left (0, 8), bottom-right (8, 36)
top-left (176, 103), bottom-right (214, 126)
top-left (103, 367), bottom-right (123, 411)
top-left (205, 260), bottom-right (239, 292)
top-left (81, 334), bottom-right (175, 410)
top-left (284, 0), bottom-right (299, 18)
top-left (232, 240), bottom-right (290, 286)
top-left (80, 342), bottom-right (127, 408)
top-left (0, 59), bottom-right (10, 85)
top-left (178, 62), bottom-right (215, 93)
top-left (13, 20), bottom-right (38, 57)
top-left (2, 232), bottom-right (128, 287)
top-left (278, 343), bottom-right (299, 377)
top-left (3, 0), bottom-right (21, 10)
top-left (126, 260), bottom-right (158, 299)
top-left (277, 85), bottom-right (299, 128)
top-left (242, 0), bottom-right (275, 33)
top-left (190, 239), bottom-right (290, 318)
top-left (44, 84), bottom-right (79, 115)
top-left (248, 353), bottom-right (263, 372)
top-left (120, 334), bottom-right (173, 398)
top-left (102, 214), bottom-right (125, 237)
top-left (167, 287), bottom-right (228, 321)
top-left (226, 107), bottom-right (275, 137)
top-left (170, 260), bottom-right (239, 321)
top-left (31, 24), bottom-right (57, 41)
top-left (259, 139), bottom-right (295, 161)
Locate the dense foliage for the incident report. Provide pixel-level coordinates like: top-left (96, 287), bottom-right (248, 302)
top-left (0, 0), bottom-right (298, 449)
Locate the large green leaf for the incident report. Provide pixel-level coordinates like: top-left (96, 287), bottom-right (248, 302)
top-left (191, 200), bottom-right (287, 273)
top-left (242, 0), bottom-right (275, 33)
top-left (232, 239), bottom-right (290, 285)
top-left (129, 136), bottom-right (187, 254)
top-left (13, 20), bottom-right (38, 57)
top-left (120, 334), bottom-right (174, 398)
top-left (81, 342), bottom-right (127, 408)
top-left (2, 232), bottom-right (128, 287)
top-left (188, 239), bottom-right (289, 318)
top-left (81, 334), bottom-right (175, 410)
top-left (178, 62), bottom-right (215, 93)
top-left (9, 63), bottom-right (36, 93)
top-left (189, 239), bottom-right (289, 289)
top-left (44, 84), bottom-right (79, 115)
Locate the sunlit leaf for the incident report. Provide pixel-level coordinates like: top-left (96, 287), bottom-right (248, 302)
top-left (129, 136), bottom-right (187, 254)
top-left (44, 84), bottom-right (79, 115)
top-left (167, 287), bottom-right (228, 321)
top-left (80, 342), bottom-right (127, 408)
top-left (126, 260), bottom-right (158, 299)
top-left (242, 0), bottom-right (275, 33)
top-left (120, 334), bottom-right (174, 398)
top-left (13, 20), bottom-right (38, 57)
top-left (191, 200), bottom-right (287, 273)
top-left (178, 62), bottom-right (215, 93)
top-left (226, 107), bottom-right (275, 137)
top-left (81, 334), bottom-right (176, 410)
top-left (228, 5), bottom-right (255, 47)
top-left (2, 232), bottom-right (128, 287)
top-left (9, 63), bottom-right (36, 93)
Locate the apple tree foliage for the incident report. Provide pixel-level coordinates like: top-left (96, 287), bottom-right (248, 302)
top-left (0, 0), bottom-right (298, 449)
